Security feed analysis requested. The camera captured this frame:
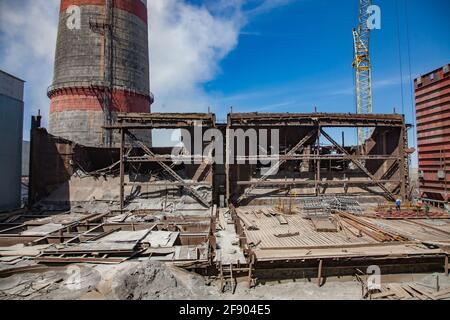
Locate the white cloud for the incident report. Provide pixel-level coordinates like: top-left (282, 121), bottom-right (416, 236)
top-left (246, 0), bottom-right (297, 16)
top-left (0, 0), bottom-right (295, 141)
top-left (148, 0), bottom-right (243, 114)
top-left (0, 0), bottom-right (59, 131)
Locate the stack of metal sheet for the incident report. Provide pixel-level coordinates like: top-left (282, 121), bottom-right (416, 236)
top-left (300, 196), bottom-right (363, 217)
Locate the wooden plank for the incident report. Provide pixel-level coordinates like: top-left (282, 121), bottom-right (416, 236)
top-left (408, 284), bottom-right (436, 300)
top-left (387, 283), bottom-right (411, 299)
top-left (258, 209), bottom-right (272, 217)
top-left (311, 217), bottom-right (338, 232)
top-left (432, 288), bottom-right (450, 298)
top-left (435, 293), bottom-right (450, 300)
top-left (274, 232), bottom-right (300, 238)
top-left (238, 214), bottom-right (259, 231)
top-left (341, 213), bottom-right (410, 241)
top-left (276, 215), bottom-right (288, 225)
top-left (340, 217), bottom-right (386, 241)
top-left (401, 285), bottom-right (426, 300)
top-left (405, 220), bottom-right (450, 237)
top-left (371, 290), bottom-right (396, 299)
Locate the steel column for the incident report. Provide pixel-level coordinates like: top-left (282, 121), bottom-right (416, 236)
top-left (119, 128), bottom-right (125, 211)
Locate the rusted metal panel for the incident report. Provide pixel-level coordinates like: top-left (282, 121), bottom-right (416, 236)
top-left (28, 120), bottom-right (120, 206)
top-left (415, 64), bottom-right (450, 202)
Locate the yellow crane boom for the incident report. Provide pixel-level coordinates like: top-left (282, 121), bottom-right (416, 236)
top-left (353, 0), bottom-right (373, 146)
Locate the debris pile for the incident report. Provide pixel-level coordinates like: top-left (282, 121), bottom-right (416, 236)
top-left (0, 266), bottom-right (101, 300)
top-left (111, 261), bottom-right (213, 300)
top-left (370, 283), bottom-right (450, 300)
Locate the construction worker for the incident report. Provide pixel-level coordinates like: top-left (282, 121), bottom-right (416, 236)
top-left (416, 200), bottom-right (423, 215)
top-left (395, 198), bottom-right (402, 212)
top-left (424, 204), bottom-right (430, 215)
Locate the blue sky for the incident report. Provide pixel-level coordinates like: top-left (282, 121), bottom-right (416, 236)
top-left (206, 0), bottom-right (449, 143)
top-left (1, 0), bottom-right (449, 166)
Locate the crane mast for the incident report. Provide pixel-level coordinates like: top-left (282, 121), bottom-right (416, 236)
top-left (353, 0), bottom-right (373, 146)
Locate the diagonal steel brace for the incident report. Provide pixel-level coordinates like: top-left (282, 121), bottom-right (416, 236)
top-left (320, 129), bottom-right (395, 201)
top-left (126, 132), bottom-right (211, 208)
top-left (237, 130), bottom-right (316, 204)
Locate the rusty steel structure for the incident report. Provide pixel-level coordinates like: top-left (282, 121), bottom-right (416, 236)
top-left (48, 0), bottom-right (153, 147)
top-left (226, 113), bottom-right (409, 206)
top-left (415, 64), bottom-right (450, 203)
top-left (102, 112), bottom-right (410, 210)
top-left (16, 111), bottom-right (450, 288)
top-left (105, 113), bottom-right (217, 211)
top-left (4, 2), bottom-right (450, 295)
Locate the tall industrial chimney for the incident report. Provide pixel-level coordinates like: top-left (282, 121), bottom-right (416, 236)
top-left (48, 0), bottom-right (152, 146)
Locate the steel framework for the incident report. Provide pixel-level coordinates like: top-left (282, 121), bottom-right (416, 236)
top-left (226, 113), bottom-right (409, 206)
top-left (105, 113), bottom-right (216, 211)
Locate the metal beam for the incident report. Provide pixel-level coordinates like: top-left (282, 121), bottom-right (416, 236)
top-left (236, 129), bottom-right (316, 204)
top-left (105, 112), bottom-right (216, 130)
top-left (228, 113), bottom-right (405, 128)
top-left (235, 155), bottom-right (400, 161)
top-left (126, 132), bottom-right (210, 208)
top-left (315, 126), bottom-right (321, 196)
top-left (119, 129), bottom-right (125, 211)
top-left (104, 123), bottom-right (213, 130)
top-left (236, 180), bottom-right (401, 186)
top-left (125, 155), bottom-right (210, 163)
top-left (320, 129), bottom-right (396, 201)
top-left (124, 181), bottom-right (211, 187)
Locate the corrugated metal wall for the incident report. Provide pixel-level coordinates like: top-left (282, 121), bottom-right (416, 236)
top-left (415, 64), bottom-right (450, 202)
top-left (0, 71), bottom-right (24, 211)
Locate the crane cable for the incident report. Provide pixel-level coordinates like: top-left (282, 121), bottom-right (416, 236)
top-left (352, 0), bottom-right (358, 115)
top-left (404, 0), bottom-right (417, 149)
top-left (395, 0), bottom-right (405, 116)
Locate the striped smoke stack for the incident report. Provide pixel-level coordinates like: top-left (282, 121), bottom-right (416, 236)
top-left (48, 0), bottom-right (152, 146)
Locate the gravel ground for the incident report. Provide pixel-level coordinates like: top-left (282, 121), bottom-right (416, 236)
top-left (1, 261), bottom-right (448, 300)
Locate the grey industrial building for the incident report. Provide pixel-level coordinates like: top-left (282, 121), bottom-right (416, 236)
top-left (0, 70), bottom-right (24, 211)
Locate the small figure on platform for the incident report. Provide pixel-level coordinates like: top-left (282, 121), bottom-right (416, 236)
top-left (416, 200), bottom-right (423, 215)
top-left (395, 198), bottom-right (402, 212)
top-left (424, 204), bottom-right (430, 215)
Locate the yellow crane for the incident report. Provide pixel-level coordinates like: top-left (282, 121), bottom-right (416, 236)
top-left (353, 0), bottom-right (373, 146)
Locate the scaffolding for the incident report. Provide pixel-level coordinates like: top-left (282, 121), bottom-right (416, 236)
top-left (227, 113), bottom-right (409, 206)
top-left (105, 113), bottom-right (216, 211)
